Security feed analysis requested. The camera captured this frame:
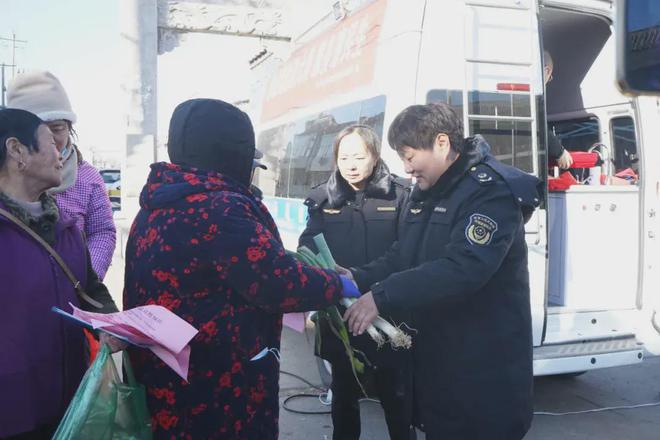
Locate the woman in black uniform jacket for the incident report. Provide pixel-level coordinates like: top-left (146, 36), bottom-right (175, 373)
top-left (299, 125), bottom-right (414, 440)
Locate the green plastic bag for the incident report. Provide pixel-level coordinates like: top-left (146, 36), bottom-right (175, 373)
top-left (53, 344), bottom-right (152, 439)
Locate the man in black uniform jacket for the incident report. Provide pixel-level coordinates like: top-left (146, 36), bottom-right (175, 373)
top-left (343, 103), bottom-right (543, 440)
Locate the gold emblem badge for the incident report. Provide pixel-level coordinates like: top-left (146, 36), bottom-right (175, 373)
top-left (465, 213), bottom-right (498, 245)
top-left (410, 208), bottom-right (422, 215)
top-left (323, 208), bottom-right (341, 214)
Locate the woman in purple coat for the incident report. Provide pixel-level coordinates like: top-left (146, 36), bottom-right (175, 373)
top-left (0, 109), bottom-right (120, 439)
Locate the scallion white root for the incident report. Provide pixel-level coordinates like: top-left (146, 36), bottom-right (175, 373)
top-left (341, 298), bottom-right (385, 348)
top-left (341, 298), bottom-right (411, 349)
top-left (365, 325), bottom-right (386, 348)
top-left (373, 317), bottom-right (412, 349)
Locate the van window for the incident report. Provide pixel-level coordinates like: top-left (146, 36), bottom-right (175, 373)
top-left (256, 95), bottom-right (386, 199)
top-left (468, 91), bottom-right (531, 118)
top-left (610, 117), bottom-right (639, 173)
top-left (549, 117), bottom-right (600, 152)
top-left (427, 89), bottom-right (534, 172)
top-left (469, 119), bottom-right (533, 172)
top-left (426, 89), bottom-right (463, 115)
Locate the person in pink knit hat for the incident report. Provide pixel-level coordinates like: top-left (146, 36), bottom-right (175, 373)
top-left (7, 71), bottom-right (116, 280)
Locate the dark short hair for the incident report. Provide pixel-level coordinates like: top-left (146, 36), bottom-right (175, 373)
top-left (388, 103), bottom-right (465, 154)
top-left (332, 124), bottom-right (381, 163)
top-left (0, 108), bottom-right (43, 169)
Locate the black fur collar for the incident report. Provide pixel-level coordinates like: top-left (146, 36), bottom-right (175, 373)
top-left (411, 136), bottom-right (489, 201)
top-left (0, 192), bottom-right (60, 244)
top-left (326, 159), bottom-right (395, 208)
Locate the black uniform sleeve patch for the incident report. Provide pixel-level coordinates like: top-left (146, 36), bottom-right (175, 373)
top-left (465, 213), bottom-right (498, 246)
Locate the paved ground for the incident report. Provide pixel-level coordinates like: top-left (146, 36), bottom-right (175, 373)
top-left (279, 326), bottom-right (660, 440)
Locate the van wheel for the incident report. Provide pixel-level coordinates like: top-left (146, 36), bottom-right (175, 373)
top-left (316, 357), bottom-right (333, 387)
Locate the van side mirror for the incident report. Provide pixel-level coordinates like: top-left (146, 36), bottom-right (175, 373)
top-left (616, 0), bottom-right (660, 96)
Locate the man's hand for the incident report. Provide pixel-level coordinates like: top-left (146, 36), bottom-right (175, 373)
top-left (557, 149), bottom-right (574, 169)
top-left (100, 332), bottom-right (128, 353)
top-left (335, 264), bottom-right (354, 281)
top-left (343, 292), bottom-right (379, 336)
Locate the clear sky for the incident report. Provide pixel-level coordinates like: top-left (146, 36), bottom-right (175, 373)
top-left (0, 0), bottom-right (121, 160)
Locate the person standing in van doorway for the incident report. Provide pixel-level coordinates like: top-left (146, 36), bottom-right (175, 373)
top-left (544, 50), bottom-right (574, 170)
top-left (299, 125), bottom-right (414, 440)
top-left (343, 103), bottom-right (542, 439)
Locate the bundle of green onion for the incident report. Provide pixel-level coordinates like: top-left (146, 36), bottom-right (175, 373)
top-left (288, 234), bottom-right (412, 393)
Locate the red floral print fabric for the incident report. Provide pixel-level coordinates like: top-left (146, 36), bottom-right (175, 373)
top-left (124, 162), bottom-right (342, 439)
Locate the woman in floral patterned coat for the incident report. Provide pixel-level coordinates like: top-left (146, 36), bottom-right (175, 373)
top-left (123, 99), bottom-right (353, 440)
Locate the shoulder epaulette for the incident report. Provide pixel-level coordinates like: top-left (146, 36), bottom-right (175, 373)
top-left (468, 164), bottom-right (497, 185)
top-left (303, 184), bottom-right (328, 210)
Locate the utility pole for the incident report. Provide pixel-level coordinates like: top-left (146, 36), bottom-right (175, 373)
top-left (0, 34), bottom-right (27, 77)
top-left (120, 0), bottom-right (157, 220)
top-left (0, 63), bottom-right (16, 107)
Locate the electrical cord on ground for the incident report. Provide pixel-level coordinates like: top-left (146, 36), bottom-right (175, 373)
top-left (280, 369), bottom-right (332, 414)
top-left (282, 368), bottom-right (660, 418)
top-left (534, 401), bottom-right (660, 416)
top-left (282, 394), bottom-right (333, 414)
top-left (280, 370), bottom-right (326, 391)
top-left (282, 371), bottom-right (660, 417)
top-left (280, 370), bottom-right (382, 415)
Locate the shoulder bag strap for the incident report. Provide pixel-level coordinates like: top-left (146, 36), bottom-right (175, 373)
top-left (0, 206), bottom-right (103, 309)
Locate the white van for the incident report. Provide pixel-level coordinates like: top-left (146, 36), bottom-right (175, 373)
top-left (251, 0), bottom-right (660, 376)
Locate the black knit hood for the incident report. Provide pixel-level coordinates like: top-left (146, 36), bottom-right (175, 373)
top-left (167, 98), bottom-right (255, 186)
